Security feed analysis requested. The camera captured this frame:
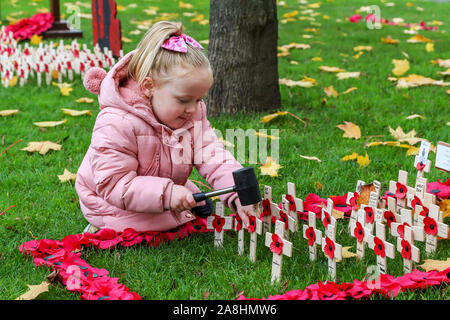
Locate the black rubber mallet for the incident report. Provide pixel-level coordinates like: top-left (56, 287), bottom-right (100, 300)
top-left (191, 167), bottom-right (262, 218)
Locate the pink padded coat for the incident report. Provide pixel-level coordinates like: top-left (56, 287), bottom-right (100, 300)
top-left (75, 50), bottom-right (242, 232)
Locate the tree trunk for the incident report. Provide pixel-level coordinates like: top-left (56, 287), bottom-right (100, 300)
top-left (206, 0), bottom-right (281, 116)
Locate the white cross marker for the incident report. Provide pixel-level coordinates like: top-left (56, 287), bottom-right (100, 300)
top-left (303, 211), bottom-right (323, 261)
top-left (390, 208), bottom-right (424, 242)
top-left (349, 210), bottom-right (370, 260)
top-left (424, 204), bottom-right (449, 254)
top-left (321, 222), bottom-right (342, 281)
top-left (273, 202), bottom-right (296, 241)
top-left (389, 170), bottom-right (409, 209)
top-left (233, 214), bottom-right (245, 256)
top-left (397, 225), bottom-right (420, 274)
top-left (367, 222), bottom-right (395, 274)
top-left (262, 185), bottom-right (275, 234)
top-left (206, 202), bottom-right (234, 248)
top-left (265, 220), bottom-right (293, 284)
top-left (286, 181), bottom-right (304, 220)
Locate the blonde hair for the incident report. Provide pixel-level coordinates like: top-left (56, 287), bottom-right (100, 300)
top-left (128, 21), bottom-right (212, 87)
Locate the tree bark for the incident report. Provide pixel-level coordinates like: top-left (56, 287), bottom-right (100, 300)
top-left (206, 0), bottom-right (281, 116)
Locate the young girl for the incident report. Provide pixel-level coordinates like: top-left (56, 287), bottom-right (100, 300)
top-left (76, 21), bottom-right (252, 233)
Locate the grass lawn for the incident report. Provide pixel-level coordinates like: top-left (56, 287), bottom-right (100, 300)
top-left (0, 0), bottom-right (449, 300)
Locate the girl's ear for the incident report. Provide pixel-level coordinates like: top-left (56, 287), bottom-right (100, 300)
top-left (140, 77), bottom-right (154, 97)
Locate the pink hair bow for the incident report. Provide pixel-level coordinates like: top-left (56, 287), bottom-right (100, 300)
top-left (161, 33), bottom-right (204, 53)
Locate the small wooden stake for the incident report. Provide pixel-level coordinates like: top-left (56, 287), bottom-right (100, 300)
top-left (349, 210), bottom-right (370, 260)
top-left (265, 220), bottom-right (293, 284)
top-left (248, 203), bottom-right (263, 263)
top-left (391, 208), bottom-right (424, 242)
top-left (424, 204), bottom-right (448, 254)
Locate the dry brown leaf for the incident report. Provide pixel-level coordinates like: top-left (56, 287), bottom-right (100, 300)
top-left (343, 87), bottom-right (358, 94)
top-left (319, 66), bottom-right (346, 73)
top-left (418, 258), bottom-right (450, 272)
top-left (357, 184), bottom-right (376, 209)
top-left (336, 121), bottom-right (361, 139)
top-left (15, 281), bottom-right (49, 300)
top-left (396, 74), bottom-right (449, 89)
top-left (337, 247), bottom-right (358, 262)
top-left (381, 36), bottom-right (400, 44)
top-left (407, 34), bottom-right (433, 43)
top-left (337, 72), bottom-right (360, 80)
top-left (440, 199), bottom-right (450, 219)
top-left (406, 114), bottom-right (425, 120)
top-left (75, 97), bottom-right (94, 103)
top-left (353, 45), bottom-right (372, 51)
top-left (261, 111), bottom-right (288, 123)
top-left (21, 141), bottom-right (62, 155)
top-left (279, 77), bottom-right (317, 87)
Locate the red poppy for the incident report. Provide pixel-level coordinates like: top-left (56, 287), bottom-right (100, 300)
top-left (271, 216), bottom-right (276, 225)
top-left (285, 194), bottom-right (296, 212)
top-left (330, 194), bottom-right (353, 215)
top-left (212, 215), bottom-right (225, 233)
top-left (354, 222), bottom-right (364, 243)
top-left (324, 237), bottom-right (335, 259)
top-left (373, 237), bottom-right (386, 258)
top-left (234, 215), bottom-right (242, 231)
top-left (5, 13), bottom-right (54, 41)
top-left (349, 14), bottom-right (363, 23)
top-left (384, 210), bottom-right (396, 228)
top-left (261, 199), bottom-right (271, 217)
top-left (427, 179), bottom-right (450, 199)
top-left (416, 162), bottom-right (425, 171)
top-left (411, 196), bottom-right (422, 210)
top-left (270, 233), bottom-right (283, 255)
top-left (419, 206), bottom-right (429, 217)
top-left (364, 207), bottom-right (374, 224)
top-left (396, 222), bottom-right (410, 239)
top-left (395, 182), bottom-right (407, 199)
top-left (305, 226), bottom-right (316, 246)
top-left (423, 216), bottom-right (437, 236)
top-left (322, 210), bottom-right (331, 229)
top-left (304, 193), bottom-right (327, 214)
top-left (401, 239), bottom-right (412, 260)
top-left (348, 192), bottom-right (359, 210)
top-left (279, 211), bottom-right (288, 230)
top-left (248, 215), bottom-right (256, 233)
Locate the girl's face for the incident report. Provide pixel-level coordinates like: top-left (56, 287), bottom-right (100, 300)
top-left (145, 66), bottom-right (213, 130)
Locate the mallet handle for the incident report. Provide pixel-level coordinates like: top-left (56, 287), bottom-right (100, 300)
top-left (192, 186), bottom-right (236, 202)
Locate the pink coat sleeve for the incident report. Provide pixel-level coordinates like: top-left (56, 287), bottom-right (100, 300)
top-left (89, 112), bottom-right (173, 213)
top-left (194, 103), bottom-right (243, 212)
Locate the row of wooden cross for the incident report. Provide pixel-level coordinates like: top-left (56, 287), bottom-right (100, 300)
top-left (206, 153), bottom-right (448, 284)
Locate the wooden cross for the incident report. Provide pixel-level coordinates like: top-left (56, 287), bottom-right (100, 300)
top-left (322, 198), bottom-right (336, 230)
top-left (414, 141), bottom-right (431, 180)
top-left (272, 202), bottom-right (296, 241)
top-left (367, 222), bottom-right (395, 274)
top-left (359, 204), bottom-right (376, 234)
top-left (265, 220), bottom-right (293, 284)
top-left (389, 170), bottom-right (410, 209)
top-left (390, 208), bottom-right (424, 242)
top-left (43, 0), bottom-right (83, 38)
top-left (282, 195), bottom-right (298, 235)
top-left (206, 202), bottom-right (233, 248)
top-left (396, 225), bottom-right (420, 274)
top-left (423, 204), bottom-right (448, 254)
top-left (349, 209), bottom-right (370, 260)
top-left (303, 211), bottom-right (323, 261)
top-left (321, 222), bottom-right (342, 281)
top-left (286, 181), bottom-right (304, 219)
top-left (233, 214), bottom-right (245, 255)
top-left (413, 192), bottom-right (437, 226)
top-left (248, 203), bottom-right (263, 262)
top-left (387, 196), bottom-right (402, 223)
top-left (261, 185), bottom-right (275, 234)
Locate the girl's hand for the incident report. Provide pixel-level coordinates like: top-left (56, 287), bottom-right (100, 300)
top-left (170, 185), bottom-right (197, 213)
top-left (234, 198), bottom-right (252, 228)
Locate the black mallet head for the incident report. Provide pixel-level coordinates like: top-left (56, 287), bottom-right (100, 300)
top-left (232, 167), bottom-right (261, 206)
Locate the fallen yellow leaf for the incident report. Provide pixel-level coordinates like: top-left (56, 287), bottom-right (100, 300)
top-left (261, 111), bottom-right (288, 123)
top-left (179, 1), bottom-right (193, 9)
top-left (324, 85), bottom-right (338, 97)
top-left (396, 74), bottom-right (449, 89)
top-left (254, 131), bottom-right (279, 140)
top-left (15, 281), bottom-right (49, 300)
top-left (58, 168), bottom-right (77, 182)
top-left (52, 82), bottom-right (73, 96)
top-left (311, 57), bottom-right (323, 61)
top-left (343, 87), bottom-right (358, 94)
top-left (319, 66), bottom-right (346, 73)
top-left (356, 152), bottom-right (371, 168)
top-left (76, 97), bottom-right (94, 103)
top-left (392, 59), bottom-right (410, 76)
top-left (336, 121), bottom-right (361, 139)
top-left (341, 152), bottom-right (359, 161)
top-left (279, 77), bottom-right (317, 87)
top-left (418, 258), bottom-right (450, 272)
top-left (406, 114), bottom-right (424, 120)
top-left (30, 34), bottom-right (43, 45)
top-left (260, 157), bottom-right (283, 177)
top-left (353, 51), bottom-right (364, 60)
top-left (381, 36), bottom-right (400, 44)
top-left (440, 199), bottom-right (450, 219)
top-left (337, 72), bottom-right (360, 80)
top-left (61, 108), bottom-right (91, 117)
top-left (336, 247), bottom-right (358, 262)
top-left (425, 42), bottom-right (434, 52)
top-left (407, 34), bottom-right (433, 43)
top-left (34, 119), bottom-right (67, 128)
top-left (353, 45), bottom-right (372, 52)
top-left (21, 141), bottom-right (62, 155)
top-left (0, 109), bottom-right (19, 116)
